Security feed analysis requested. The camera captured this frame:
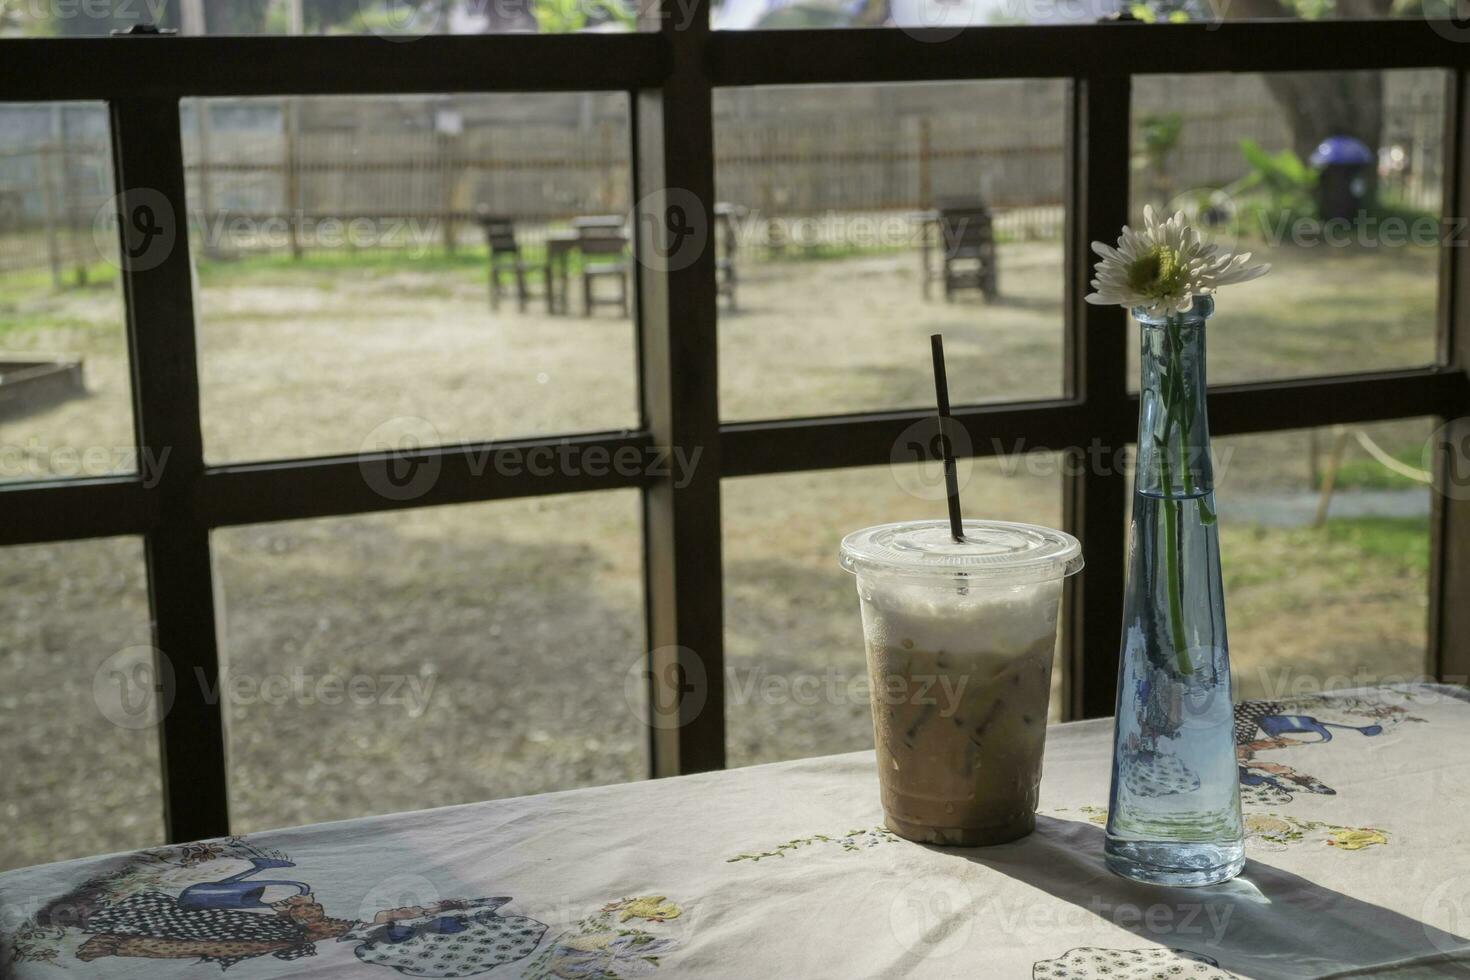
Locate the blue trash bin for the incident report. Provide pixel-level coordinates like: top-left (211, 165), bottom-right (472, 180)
top-left (1309, 135), bottom-right (1375, 223)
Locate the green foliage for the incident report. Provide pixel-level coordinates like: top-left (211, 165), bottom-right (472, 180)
top-left (1128, 4), bottom-right (1191, 21)
top-left (749, 2), bottom-right (856, 26)
top-left (1234, 137), bottom-right (1317, 235)
top-left (1366, 197), bottom-right (1438, 229)
top-left (532, 0), bottom-right (635, 32)
top-left (1275, 0), bottom-right (1336, 17)
top-left (1139, 113), bottom-right (1184, 162)
top-left (1238, 138), bottom-right (1315, 201)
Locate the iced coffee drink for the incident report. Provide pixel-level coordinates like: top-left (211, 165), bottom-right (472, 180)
top-left (840, 520), bottom-right (1082, 846)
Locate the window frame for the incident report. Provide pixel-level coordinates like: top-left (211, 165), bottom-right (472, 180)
top-left (1, 16), bottom-right (1467, 844)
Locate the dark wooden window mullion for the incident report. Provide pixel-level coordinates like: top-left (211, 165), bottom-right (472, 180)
top-left (1430, 66), bottom-right (1470, 685)
top-left (1063, 75), bottom-right (1133, 720)
top-left (109, 98), bottom-right (231, 842)
top-left (633, 0), bottom-right (727, 775)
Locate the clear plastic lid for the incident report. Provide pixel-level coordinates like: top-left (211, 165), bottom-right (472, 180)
top-left (839, 519), bottom-right (1083, 584)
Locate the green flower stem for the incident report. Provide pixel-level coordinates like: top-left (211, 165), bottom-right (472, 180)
top-left (1157, 452), bottom-right (1193, 676)
top-left (1158, 315), bottom-right (1193, 677)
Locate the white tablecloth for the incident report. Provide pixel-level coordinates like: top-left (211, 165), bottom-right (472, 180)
top-left (4, 685), bottom-right (1470, 979)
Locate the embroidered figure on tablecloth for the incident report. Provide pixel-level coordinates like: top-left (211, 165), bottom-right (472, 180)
top-left (7, 837), bottom-right (548, 977)
top-left (342, 897), bottom-right (547, 978)
top-left (1234, 694), bottom-right (1422, 806)
top-left (1033, 946), bottom-right (1239, 979)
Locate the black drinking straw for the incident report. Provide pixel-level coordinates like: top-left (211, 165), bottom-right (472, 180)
top-left (930, 334), bottom-right (965, 543)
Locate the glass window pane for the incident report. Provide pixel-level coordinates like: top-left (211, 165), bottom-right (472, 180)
top-left (184, 93), bottom-right (636, 463)
top-left (214, 491), bottom-right (644, 833)
top-left (723, 455), bottom-right (1065, 767)
top-left (713, 1), bottom-right (1428, 30)
top-left (0, 101), bottom-right (136, 484)
top-left (1129, 70), bottom-right (1445, 386)
top-left (2, 2), bottom-right (633, 36)
top-left (715, 80), bottom-right (1068, 421)
top-left (1212, 419), bottom-right (1432, 699)
top-left (0, 537), bottom-right (162, 871)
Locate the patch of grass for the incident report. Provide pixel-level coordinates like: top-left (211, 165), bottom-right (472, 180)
top-left (1320, 449), bottom-right (1428, 492)
top-left (1, 263), bottom-right (120, 309)
top-left (194, 245), bottom-right (594, 287)
top-left (1224, 515), bottom-right (1429, 596)
top-left (196, 247), bottom-right (492, 281)
top-left (0, 312), bottom-right (107, 339)
top-left (1322, 515), bottom-right (1430, 577)
top-left (762, 242), bottom-right (909, 263)
top-left (757, 224), bottom-right (1027, 262)
top-left (3, 262), bottom-right (118, 292)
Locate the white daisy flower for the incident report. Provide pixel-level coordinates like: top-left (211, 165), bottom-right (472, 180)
top-left (1085, 205), bottom-right (1270, 318)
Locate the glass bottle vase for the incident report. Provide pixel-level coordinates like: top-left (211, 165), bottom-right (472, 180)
top-left (1104, 294), bottom-right (1245, 887)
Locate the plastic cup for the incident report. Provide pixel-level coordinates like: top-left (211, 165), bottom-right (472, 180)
top-left (839, 519), bottom-right (1083, 846)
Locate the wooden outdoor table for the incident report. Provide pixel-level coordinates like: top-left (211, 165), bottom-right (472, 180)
top-left (543, 232), bottom-right (579, 315)
top-left (5, 685), bottom-right (1470, 978)
top-left (544, 218), bottom-right (630, 316)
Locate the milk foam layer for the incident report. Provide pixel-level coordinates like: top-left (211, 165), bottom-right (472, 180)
top-left (857, 577), bottom-right (1062, 661)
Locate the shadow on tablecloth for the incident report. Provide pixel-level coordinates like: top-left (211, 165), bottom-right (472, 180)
top-left (923, 816), bottom-right (1470, 980)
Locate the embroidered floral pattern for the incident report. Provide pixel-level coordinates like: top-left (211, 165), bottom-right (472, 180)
top-left (1049, 805), bottom-right (1110, 826)
top-left (9, 922), bottom-right (63, 965)
top-left (1034, 947), bottom-right (1239, 979)
top-left (603, 897), bottom-right (680, 924)
top-left (523, 896), bottom-right (684, 980)
top-left (1326, 827), bottom-right (1389, 850)
top-left (1245, 812), bottom-right (1389, 850)
top-left (726, 827), bottom-right (900, 863)
top-left (542, 932), bottom-right (675, 979)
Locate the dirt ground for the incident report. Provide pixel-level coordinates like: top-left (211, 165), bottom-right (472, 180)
top-left (0, 239), bottom-right (1440, 870)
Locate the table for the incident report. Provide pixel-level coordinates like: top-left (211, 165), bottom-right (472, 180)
top-left (5, 685), bottom-right (1470, 978)
top-left (542, 232), bottom-right (579, 316)
top-left (543, 220), bottom-right (631, 316)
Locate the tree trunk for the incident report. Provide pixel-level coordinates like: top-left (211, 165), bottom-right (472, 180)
top-left (1208, 0), bottom-right (1389, 182)
top-left (1261, 71), bottom-right (1384, 167)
